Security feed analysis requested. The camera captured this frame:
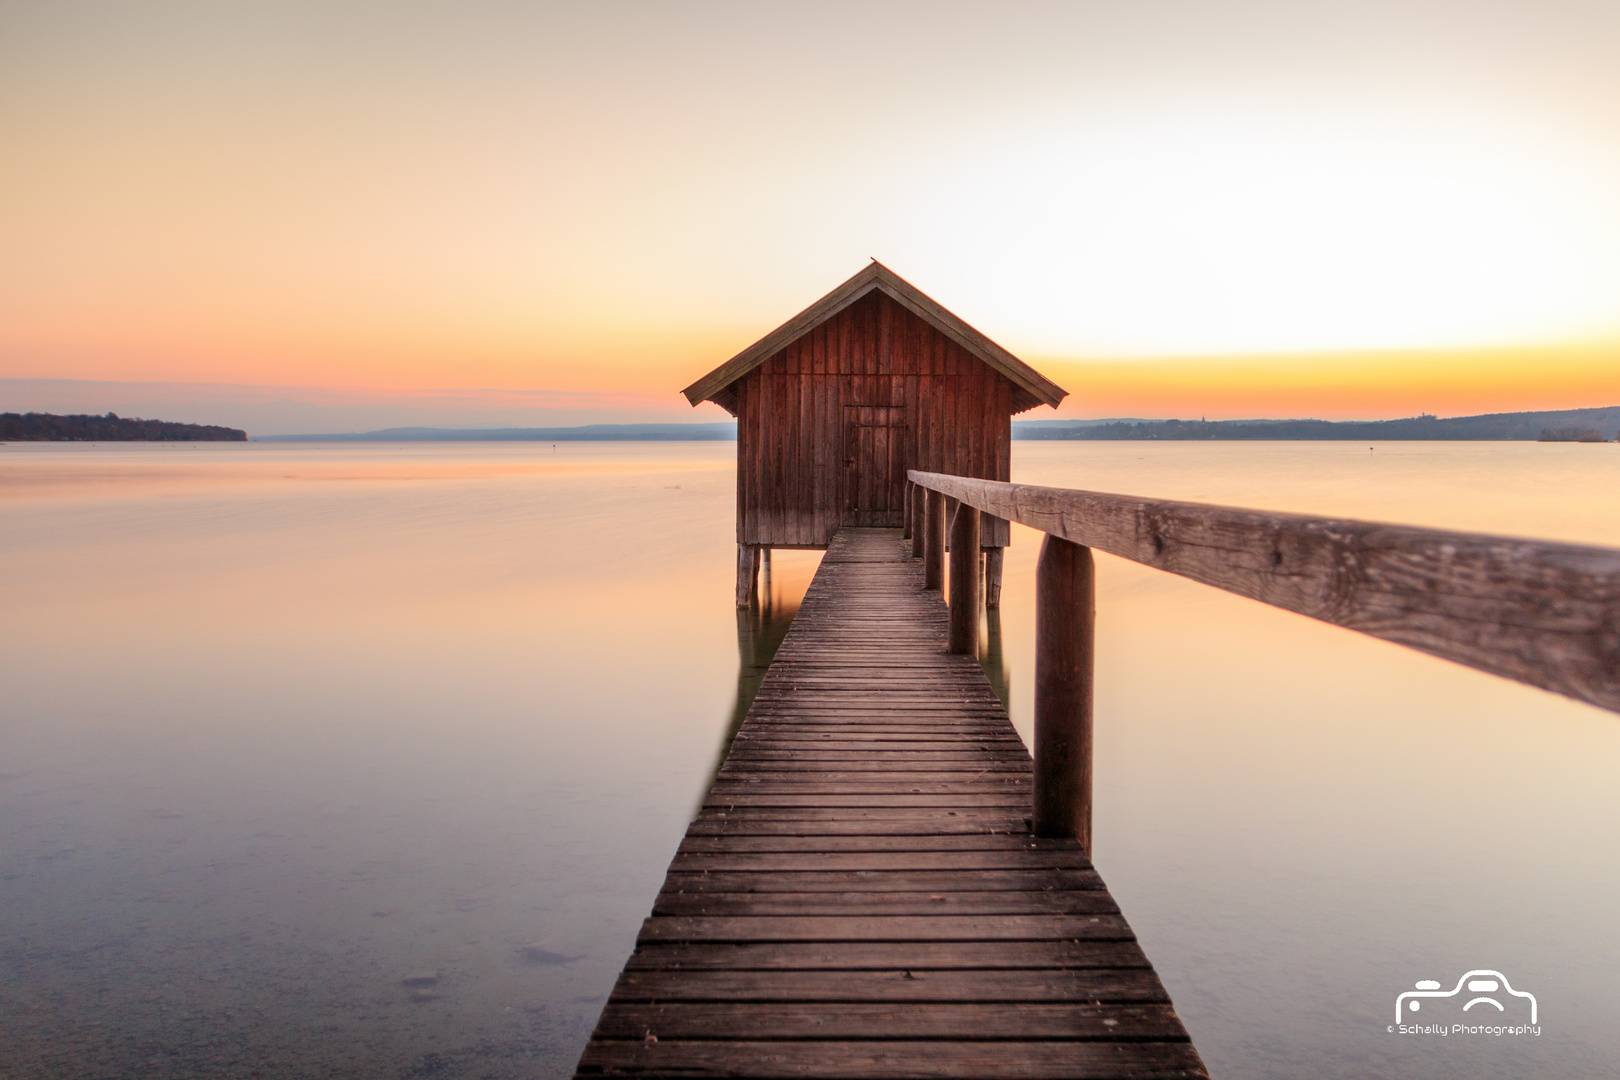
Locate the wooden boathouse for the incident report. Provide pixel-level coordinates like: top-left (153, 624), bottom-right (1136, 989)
top-left (682, 261), bottom-right (1068, 605)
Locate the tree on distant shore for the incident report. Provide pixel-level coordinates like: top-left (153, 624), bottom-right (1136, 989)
top-left (1537, 426), bottom-right (1608, 442)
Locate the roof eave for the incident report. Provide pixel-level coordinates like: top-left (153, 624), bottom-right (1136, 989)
top-left (867, 272), bottom-right (1067, 410)
top-left (682, 261), bottom-right (1068, 411)
top-left (682, 264), bottom-right (884, 406)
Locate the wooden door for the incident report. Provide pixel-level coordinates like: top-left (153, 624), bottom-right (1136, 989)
top-left (842, 407), bottom-right (908, 527)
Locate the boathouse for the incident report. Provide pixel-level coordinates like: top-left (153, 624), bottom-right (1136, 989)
top-left (682, 261), bottom-right (1068, 602)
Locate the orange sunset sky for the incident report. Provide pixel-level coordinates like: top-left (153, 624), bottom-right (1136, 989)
top-left (3, 2), bottom-right (1618, 433)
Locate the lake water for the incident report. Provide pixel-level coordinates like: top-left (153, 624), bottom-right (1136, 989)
top-left (2, 440), bottom-right (1617, 1079)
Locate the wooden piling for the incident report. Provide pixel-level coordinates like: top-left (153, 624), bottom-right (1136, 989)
top-left (735, 544), bottom-right (756, 608)
top-left (1033, 534), bottom-right (1095, 851)
top-left (985, 547), bottom-right (1004, 609)
top-left (949, 503), bottom-right (981, 655)
top-left (924, 489), bottom-right (945, 590)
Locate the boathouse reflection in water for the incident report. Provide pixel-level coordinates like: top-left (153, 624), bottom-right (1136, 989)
top-left (980, 606), bottom-right (1010, 712)
top-left (704, 550), bottom-right (797, 803)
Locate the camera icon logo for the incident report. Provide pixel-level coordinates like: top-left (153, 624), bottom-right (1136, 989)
top-left (1395, 969), bottom-right (1537, 1024)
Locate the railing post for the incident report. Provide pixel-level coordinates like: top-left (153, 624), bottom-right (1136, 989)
top-left (902, 482), bottom-right (913, 541)
top-left (924, 489), bottom-right (946, 590)
top-left (735, 543), bottom-right (758, 608)
top-left (911, 483), bottom-right (926, 558)
top-left (1034, 534), bottom-right (1095, 852)
top-left (949, 502), bottom-right (981, 654)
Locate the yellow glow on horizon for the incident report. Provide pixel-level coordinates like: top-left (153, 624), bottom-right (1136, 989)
top-left (1037, 343), bottom-right (1620, 421)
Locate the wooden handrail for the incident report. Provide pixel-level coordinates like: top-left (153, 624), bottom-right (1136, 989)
top-left (909, 469), bottom-right (1620, 715)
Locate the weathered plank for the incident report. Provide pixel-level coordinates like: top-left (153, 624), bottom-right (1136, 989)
top-left (649, 892), bottom-right (1119, 917)
top-left (707, 785), bottom-right (1030, 798)
top-left (676, 835), bottom-right (1069, 853)
top-left (579, 1040), bottom-right (1206, 1080)
top-left (633, 914), bottom-right (1130, 944)
top-left (593, 1002), bottom-right (1188, 1041)
top-left (684, 817), bottom-right (1029, 837)
top-left (912, 470), bottom-right (1620, 714)
top-left (609, 968), bottom-right (1167, 1003)
top-left (659, 869), bottom-right (1105, 892)
top-left (667, 851), bottom-right (1098, 873)
top-left (717, 759), bottom-right (1031, 772)
top-left (621, 940), bottom-right (1152, 971)
top-left (692, 806), bottom-right (1028, 821)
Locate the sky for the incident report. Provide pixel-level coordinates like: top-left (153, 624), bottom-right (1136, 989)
top-left (2, 1), bottom-right (1618, 432)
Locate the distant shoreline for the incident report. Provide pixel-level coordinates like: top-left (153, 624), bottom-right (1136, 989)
top-left (253, 422), bottom-right (739, 442)
top-left (1012, 405), bottom-right (1620, 442)
top-left (5, 407), bottom-right (1616, 443)
top-left (1, 412), bottom-right (247, 441)
top-left (252, 407), bottom-right (1619, 442)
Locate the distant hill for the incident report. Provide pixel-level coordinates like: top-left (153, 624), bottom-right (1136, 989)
top-left (256, 422), bottom-right (738, 442)
top-left (1010, 418), bottom-right (1162, 430)
top-left (1, 412), bottom-right (247, 441)
top-left (1012, 406), bottom-right (1620, 441)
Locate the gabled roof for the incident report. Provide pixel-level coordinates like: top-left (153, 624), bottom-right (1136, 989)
top-left (682, 261), bottom-right (1068, 415)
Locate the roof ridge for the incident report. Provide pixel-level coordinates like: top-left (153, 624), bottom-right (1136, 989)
top-left (681, 263), bottom-right (1067, 412)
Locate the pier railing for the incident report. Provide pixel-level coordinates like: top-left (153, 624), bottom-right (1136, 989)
top-left (905, 469), bottom-right (1620, 849)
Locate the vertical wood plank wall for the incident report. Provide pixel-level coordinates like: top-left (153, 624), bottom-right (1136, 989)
top-left (736, 290), bottom-right (1013, 548)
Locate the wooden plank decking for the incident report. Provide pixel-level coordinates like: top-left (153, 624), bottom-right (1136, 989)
top-left (575, 529), bottom-right (1207, 1079)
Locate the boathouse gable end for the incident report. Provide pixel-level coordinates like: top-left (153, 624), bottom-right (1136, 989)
top-left (683, 264), bottom-right (1068, 551)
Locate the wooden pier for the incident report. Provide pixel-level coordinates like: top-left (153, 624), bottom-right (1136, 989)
top-left (574, 528), bottom-right (1208, 1079)
top-left (574, 460), bottom-right (1620, 1077)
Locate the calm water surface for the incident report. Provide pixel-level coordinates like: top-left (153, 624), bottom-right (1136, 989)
top-left (2, 440), bottom-right (1617, 1079)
